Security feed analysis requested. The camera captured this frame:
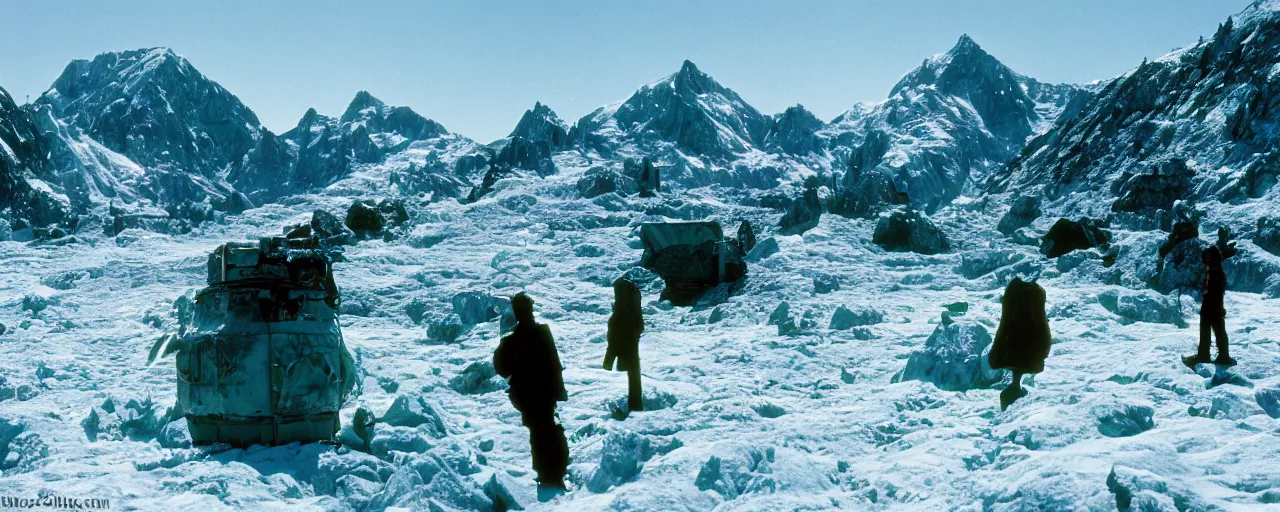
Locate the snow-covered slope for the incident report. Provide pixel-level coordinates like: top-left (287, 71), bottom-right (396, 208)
top-left (991, 1), bottom-right (1280, 221)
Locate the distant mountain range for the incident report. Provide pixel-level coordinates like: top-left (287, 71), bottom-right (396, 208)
top-left (3, 0), bottom-right (1279, 237)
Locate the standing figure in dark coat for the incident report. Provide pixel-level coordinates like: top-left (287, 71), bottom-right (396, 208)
top-left (494, 293), bottom-right (569, 490)
top-left (604, 278), bottom-right (645, 412)
top-left (988, 278), bottom-right (1052, 410)
top-left (1184, 246), bottom-right (1235, 368)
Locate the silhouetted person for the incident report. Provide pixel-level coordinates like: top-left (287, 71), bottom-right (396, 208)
top-left (493, 293), bottom-right (569, 490)
top-left (988, 278), bottom-right (1051, 411)
top-left (351, 406), bottom-right (375, 453)
top-left (604, 278), bottom-right (644, 412)
top-left (1184, 246), bottom-right (1235, 368)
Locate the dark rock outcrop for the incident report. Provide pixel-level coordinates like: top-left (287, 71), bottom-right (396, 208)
top-left (997, 196), bottom-right (1040, 235)
top-left (779, 179), bottom-right (822, 235)
top-left (872, 209), bottom-right (950, 254)
top-left (346, 200), bottom-right (386, 238)
top-left (1040, 218), bottom-right (1110, 258)
top-left (638, 221), bottom-right (747, 304)
top-left (763, 105), bottom-right (824, 155)
top-left (1256, 216), bottom-right (1280, 257)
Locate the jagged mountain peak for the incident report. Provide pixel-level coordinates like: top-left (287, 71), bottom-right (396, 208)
top-left (573, 59), bottom-right (770, 159)
top-left (340, 90), bottom-right (388, 124)
top-left (669, 59), bottom-right (720, 96)
top-left (951, 34), bottom-right (981, 54)
top-left (37, 46), bottom-right (263, 180)
top-left (889, 34), bottom-right (1040, 152)
top-left (764, 104), bottom-right (825, 155)
top-left (510, 101), bottom-right (568, 142)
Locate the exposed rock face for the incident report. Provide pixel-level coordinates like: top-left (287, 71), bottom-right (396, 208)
top-left (0, 86), bottom-right (67, 230)
top-left (1110, 158), bottom-right (1196, 215)
top-left (997, 196), bottom-right (1041, 235)
top-left (345, 200), bottom-right (386, 238)
top-left (510, 102), bottom-right (569, 149)
top-left (638, 221), bottom-right (747, 304)
top-left (992, 6), bottom-right (1280, 204)
top-left (465, 165), bottom-right (518, 203)
top-left (763, 105), bottom-right (824, 155)
top-left (779, 179), bottom-right (822, 235)
top-left (626, 157), bottom-right (661, 197)
top-left (491, 135), bottom-right (556, 177)
top-left (1256, 216), bottom-right (1280, 256)
top-left (872, 208), bottom-right (951, 254)
top-left (1040, 218), bottom-right (1110, 258)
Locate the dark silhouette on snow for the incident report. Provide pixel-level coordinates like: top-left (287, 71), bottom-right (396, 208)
top-left (1183, 246), bottom-right (1236, 369)
top-left (988, 278), bottom-right (1051, 410)
top-left (605, 278), bottom-right (645, 412)
top-left (493, 292), bottom-right (569, 489)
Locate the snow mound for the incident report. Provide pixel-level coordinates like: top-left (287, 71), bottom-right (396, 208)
top-left (898, 320), bottom-right (1001, 391)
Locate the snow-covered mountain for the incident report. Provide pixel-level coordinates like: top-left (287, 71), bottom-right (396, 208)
top-left (7, 5), bottom-right (1280, 511)
top-left (571, 60), bottom-right (772, 162)
top-left (821, 35), bottom-right (1088, 217)
top-left (0, 85), bottom-right (67, 231)
top-left (991, 1), bottom-right (1280, 222)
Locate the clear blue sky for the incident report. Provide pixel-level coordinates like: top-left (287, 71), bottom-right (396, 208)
top-left (0, 1), bottom-right (1253, 143)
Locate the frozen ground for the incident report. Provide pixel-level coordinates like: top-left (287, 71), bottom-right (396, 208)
top-left (2, 163), bottom-right (1280, 511)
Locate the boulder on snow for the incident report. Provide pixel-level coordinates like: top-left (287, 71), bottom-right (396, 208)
top-left (1098, 289), bottom-right (1186, 327)
top-left (577, 167), bottom-right (638, 199)
top-left (484, 471), bottom-right (535, 511)
top-left (1256, 387), bottom-right (1280, 419)
top-left (450, 291), bottom-right (512, 326)
top-left (377, 198), bottom-right (410, 228)
top-left (286, 208), bottom-right (357, 246)
top-left (829, 305), bottom-right (884, 330)
top-left (448, 361), bottom-right (501, 395)
top-left (898, 321), bottom-right (1001, 391)
top-left (1040, 217), bottom-right (1110, 258)
top-left (872, 208), bottom-right (950, 254)
top-left (1255, 216), bottom-right (1280, 257)
top-left (997, 196), bottom-right (1040, 235)
top-left (812, 273), bottom-right (840, 294)
top-left (380, 395), bottom-right (447, 437)
top-left (639, 221), bottom-right (747, 305)
top-left (1110, 158), bottom-right (1195, 214)
top-left (426, 313), bottom-right (468, 343)
top-left (345, 200), bottom-right (386, 237)
top-left (745, 236), bottom-right (779, 262)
